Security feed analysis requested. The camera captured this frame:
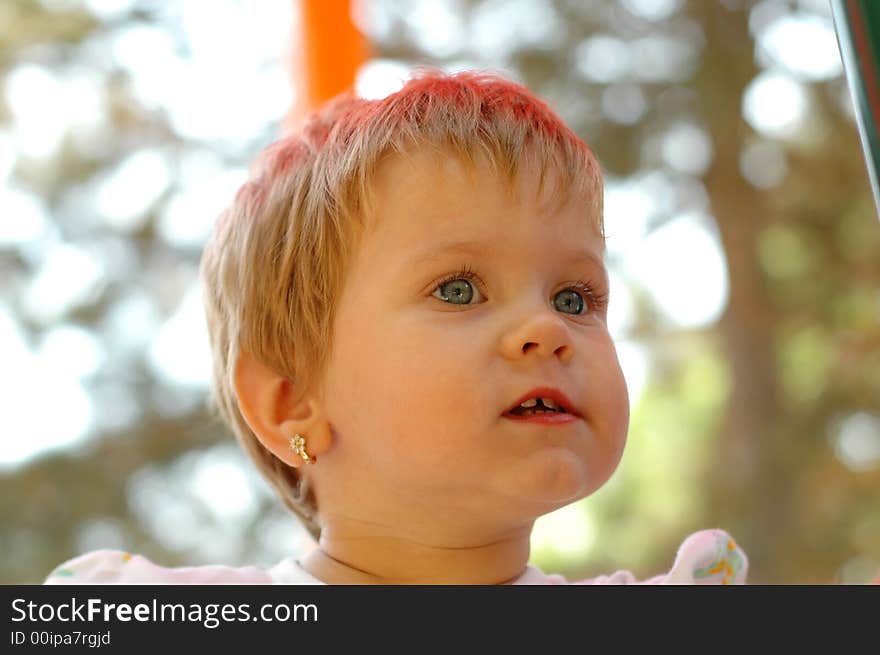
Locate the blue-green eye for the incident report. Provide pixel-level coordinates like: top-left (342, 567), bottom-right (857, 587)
top-left (433, 270), bottom-right (482, 305)
top-left (431, 267), bottom-right (607, 314)
top-left (554, 289), bottom-right (585, 315)
top-left (555, 282), bottom-right (608, 314)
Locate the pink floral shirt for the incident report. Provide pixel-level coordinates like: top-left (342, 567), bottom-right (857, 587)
top-left (45, 528), bottom-right (747, 585)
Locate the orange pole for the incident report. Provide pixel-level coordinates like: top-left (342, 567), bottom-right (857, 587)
top-left (286, 0), bottom-right (369, 131)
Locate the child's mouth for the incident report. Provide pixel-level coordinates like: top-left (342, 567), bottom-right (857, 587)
top-left (503, 399), bottom-right (577, 424)
top-left (503, 410), bottom-right (578, 424)
top-left (505, 397), bottom-right (567, 416)
top-left (507, 406), bottom-right (565, 417)
top-left (502, 389), bottom-right (581, 423)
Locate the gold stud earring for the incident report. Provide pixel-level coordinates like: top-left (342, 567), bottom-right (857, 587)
top-left (290, 433), bottom-right (315, 464)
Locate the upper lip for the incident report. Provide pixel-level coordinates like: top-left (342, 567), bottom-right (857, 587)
top-left (504, 387), bottom-right (581, 418)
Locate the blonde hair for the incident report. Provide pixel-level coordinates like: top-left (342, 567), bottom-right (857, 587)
top-left (199, 68), bottom-right (604, 542)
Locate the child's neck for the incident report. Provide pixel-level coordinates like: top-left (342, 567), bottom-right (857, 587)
top-left (298, 524), bottom-right (533, 585)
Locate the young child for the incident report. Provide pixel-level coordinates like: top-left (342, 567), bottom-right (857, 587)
top-left (45, 68), bottom-right (747, 585)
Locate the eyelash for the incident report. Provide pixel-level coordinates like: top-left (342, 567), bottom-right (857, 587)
top-left (433, 264), bottom-right (609, 314)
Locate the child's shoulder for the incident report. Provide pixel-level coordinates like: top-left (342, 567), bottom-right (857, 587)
top-left (520, 528), bottom-right (748, 585)
top-left (43, 549), bottom-right (321, 585)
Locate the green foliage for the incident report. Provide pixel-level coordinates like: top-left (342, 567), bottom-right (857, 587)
top-left (778, 325), bottom-right (834, 408)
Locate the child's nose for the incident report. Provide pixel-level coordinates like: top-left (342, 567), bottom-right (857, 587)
top-left (498, 305), bottom-right (574, 363)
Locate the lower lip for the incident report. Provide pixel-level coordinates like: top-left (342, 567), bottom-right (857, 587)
top-left (502, 412), bottom-right (579, 425)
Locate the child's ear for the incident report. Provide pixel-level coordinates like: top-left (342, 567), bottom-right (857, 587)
top-left (232, 350), bottom-right (330, 467)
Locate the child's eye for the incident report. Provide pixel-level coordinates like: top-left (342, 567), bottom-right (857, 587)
top-left (430, 266), bottom-right (608, 315)
top-left (556, 281), bottom-right (609, 315)
top-left (432, 266), bottom-right (485, 305)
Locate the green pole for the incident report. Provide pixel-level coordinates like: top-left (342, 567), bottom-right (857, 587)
top-left (831, 0), bottom-right (880, 219)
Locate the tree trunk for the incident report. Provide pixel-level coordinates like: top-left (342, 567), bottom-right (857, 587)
top-left (698, 2), bottom-right (790, 583)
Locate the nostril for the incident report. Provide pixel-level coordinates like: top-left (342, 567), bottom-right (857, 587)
top-left (520, 342), bottom-right (569, 357)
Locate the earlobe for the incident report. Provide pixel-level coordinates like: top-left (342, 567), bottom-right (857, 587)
top-left (278, 417), bottom-right (331, 468)
top-left (286, 429), bottom-right (317, 465)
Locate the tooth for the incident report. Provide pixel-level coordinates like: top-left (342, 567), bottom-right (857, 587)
top-left (541, 397), bottom-right (561, 410)
top-left (520, 398), bottom-right (538, 408)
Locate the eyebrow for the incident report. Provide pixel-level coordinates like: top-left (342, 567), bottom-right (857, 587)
top-left (405, 239), bottom-right (606, 270)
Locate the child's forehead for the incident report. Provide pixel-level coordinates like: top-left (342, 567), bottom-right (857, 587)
top-left (352, 150), bottom-right (606, 279)
top-left (372, 146), bottom-right (533, 192)
top-left (364, 146), bottom-right (602, 236)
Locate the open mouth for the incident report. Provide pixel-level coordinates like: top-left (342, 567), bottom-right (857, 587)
top-left (505, 398), bottom-right (568, 417)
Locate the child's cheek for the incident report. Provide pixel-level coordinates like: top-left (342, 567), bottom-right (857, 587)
top-left (378, 343), bottom-right (487, 461)
top-left (599, 352), bottom-right (631, 457)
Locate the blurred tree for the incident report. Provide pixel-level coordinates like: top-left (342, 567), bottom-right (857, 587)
top-left (697, 3), bottom-right (879, 583)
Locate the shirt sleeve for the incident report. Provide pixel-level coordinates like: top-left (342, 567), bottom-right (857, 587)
top-left (573, 529), bottom-right (748, 585)
top-left (44, 550), bottom-right (128, 584)
top-left (659, 529), bottom-right (748, 584)
top-left (43, 550), bottom-right (274, 585)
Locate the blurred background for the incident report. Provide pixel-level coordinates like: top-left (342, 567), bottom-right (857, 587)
top-left (1, 0), bottom-right (878, 585)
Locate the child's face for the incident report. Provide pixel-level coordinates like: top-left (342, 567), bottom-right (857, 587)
top-left (312, 147), bottom-right (628, 539)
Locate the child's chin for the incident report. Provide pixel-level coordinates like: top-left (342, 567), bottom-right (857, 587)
top-left (517, 449), bottom-right (597, 505)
